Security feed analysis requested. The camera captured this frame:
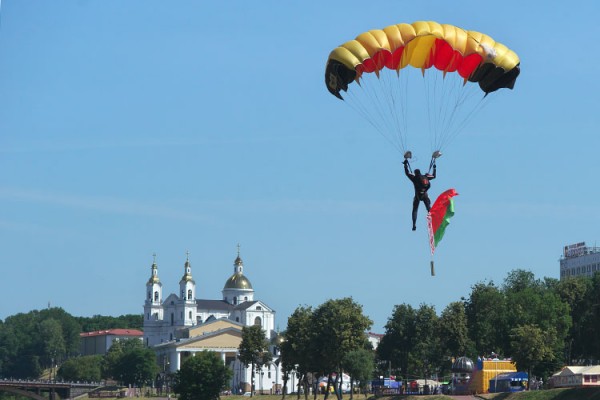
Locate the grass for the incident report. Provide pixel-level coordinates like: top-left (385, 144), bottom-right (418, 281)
top-left (219, 388), bottom-right (600, 400)
top-left (71, 388), bottom-right (600, 400)
top-left (221, 396), bottom-right (446, 400)
top-left (476, 387), bottom-right (600, 400)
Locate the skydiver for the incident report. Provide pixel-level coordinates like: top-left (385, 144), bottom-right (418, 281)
top-left (403, 151), bottom-right (441, 231)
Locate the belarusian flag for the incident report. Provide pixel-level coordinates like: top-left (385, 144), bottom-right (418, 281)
top-left (427, 189), bottom-right (458, 255)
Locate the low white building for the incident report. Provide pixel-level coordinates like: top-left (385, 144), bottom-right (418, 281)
top-left (80, 329), bottom-right (144, 356)
top-left (550, 366), bottom-right (600, 387)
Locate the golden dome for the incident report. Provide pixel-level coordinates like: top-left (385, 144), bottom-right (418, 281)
top-left (148, 259), bottom-right (160, 284)
top-left (224, 273), bottom-right (253, 289)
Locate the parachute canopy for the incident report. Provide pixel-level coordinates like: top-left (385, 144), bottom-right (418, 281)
top-left (324, 21), bottom-right (521, 156)
top-left (325, 21), bottom-right (520, 99)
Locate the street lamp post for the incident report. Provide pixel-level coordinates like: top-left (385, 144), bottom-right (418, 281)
top-left (162, 355), bottom-right (171, 396)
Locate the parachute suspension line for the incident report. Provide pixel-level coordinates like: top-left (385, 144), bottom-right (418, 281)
top-left (423, 69), bottom-right (491, 152)
top-left (369, 66), bottom-right (410, 152)
top-left (381, 67), bottom-right (409, 152)
top-left (342, 64), bottom-right (494, 158)
top-left (424, 69), bottom-right (467, 152)
top-left (442, 94), bottom-right (489, 150)
top-left (428, 156), bottom-right (436, 175)
top-left (344, 80), bottom-right (402, 153)
top-left (425, 69), bottom-right (444, 152)
top-left (437, 85), bottom-right (489, 151)
top-left (389, 69), bottom-right (410, 150)
top-left (343, 69), bottom-right (410, 154)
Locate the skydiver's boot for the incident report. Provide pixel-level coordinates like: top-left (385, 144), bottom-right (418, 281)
top-left (412, 225), bottom-right (416, 231)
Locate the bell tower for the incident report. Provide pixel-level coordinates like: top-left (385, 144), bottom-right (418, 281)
top-left (179, 252), bottom-right (197, 326)
top-left (143, 254), bottom-right (164, 346)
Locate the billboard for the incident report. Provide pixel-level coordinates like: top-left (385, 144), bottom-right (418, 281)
top-left (564, 242), bottom-right (586, 258)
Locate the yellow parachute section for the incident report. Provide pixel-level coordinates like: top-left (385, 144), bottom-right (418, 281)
top-left (326, 21), bottom-right (520, 98)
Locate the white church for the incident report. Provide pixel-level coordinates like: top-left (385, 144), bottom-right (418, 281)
top-left (143, 249), bottom-right (283, 394)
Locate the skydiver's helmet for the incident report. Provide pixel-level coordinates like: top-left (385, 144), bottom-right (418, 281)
top-left (414, 169), bottom-right (421, 176)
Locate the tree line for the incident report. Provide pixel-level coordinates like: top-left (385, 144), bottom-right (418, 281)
top-left (0, 309), bottom-right (142, 379)
top-left (1, 268), bottom-right (599, 398)
top-left (277, 270), bottom-right (600, 399)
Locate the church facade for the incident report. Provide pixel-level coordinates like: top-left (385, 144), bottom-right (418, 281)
top-left (143, 251), bottom-right (282, 394)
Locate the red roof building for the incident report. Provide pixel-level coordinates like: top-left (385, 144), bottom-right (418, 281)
top-left (80, 329), bottom-right (144, 355)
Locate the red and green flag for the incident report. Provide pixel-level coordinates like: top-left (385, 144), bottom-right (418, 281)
top-left (427, 188), bottom-right (458, 255)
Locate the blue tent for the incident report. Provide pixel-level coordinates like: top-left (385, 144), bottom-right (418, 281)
top-left (489, 371), bottom-right (528, 393)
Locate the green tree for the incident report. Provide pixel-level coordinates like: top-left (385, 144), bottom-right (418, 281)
top-left (377, 304), bottom-right (416, 386)
top-left (0, 308), bottom-right (81, 378)
top-left (238, 325), bottom-right (271, 397)
top-left (76, 314), bottom-right (143, 332)
top-left (311, 298), bottom-right (372, 400)
top-left (410, 304), bottom-right (440, 384)
top-left (115, 348), bottom-right (159, 387)
top-left (465, 281), bottom-right (507, 355)
top-left (437, 301), bottom-right (472, 376)
top-left (39, 319), bottom-right (66, 370)
top-left (103, 338), bottom-right (157, 385)
top-left (58, 355), bottom-right (103, 382)
top-left (0, 320), bottom-right (19, 377)
top-left (502, 269), bottom-right (571, 377)
top-left (342, 349), bottom-right (374, 399)
top-left (510, 324), bottom-right (556, 389)
top-left (438, 302), bottom-right (471, 356)
top-left (576, 273), bottom-right (600, 361)
top-left (279, 306), bottom-right (315, 399)
top-left (173, 351), bottom-right (232, 400)
top-left (553, 276), bottom-right (591, 362)
top-left (39, 308), bottom-right (81, 357)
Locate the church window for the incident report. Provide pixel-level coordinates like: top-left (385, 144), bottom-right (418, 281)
top-left (254, 316), bottom-right (262, 326)
top-left (233, 297), bottom-right (238, 305)
top-left (147, 313), bottom-right (150, 320)
top-left (268, 371), bottom-right (271, 379)
top-left (154, 291), bottom-right (159, 301)
top-left (148, 291), bottom-right (151, 300)
top-left (256, 306), bottom-right (262, 310)
top-left (236, 317), bottom-right (240, 322)
top-left (244, 296), bottom-right (248, 301)
top-left (170, 313), bottom-right (174, 326)
top-left (189, 311), bottom-right (192, 320)
top-left (187, 289), bottom-right (192, 300)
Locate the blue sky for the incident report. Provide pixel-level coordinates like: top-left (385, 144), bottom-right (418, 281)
top-left (1, 1), bottom-right (599, 332)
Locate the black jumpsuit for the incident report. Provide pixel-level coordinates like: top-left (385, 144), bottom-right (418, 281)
top-left (404, 164), bottom-right (436, 229)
